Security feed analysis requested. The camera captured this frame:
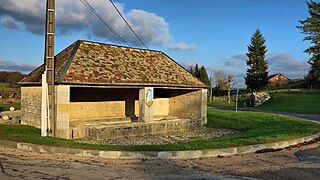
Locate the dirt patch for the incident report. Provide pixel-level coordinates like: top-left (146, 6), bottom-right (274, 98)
top-left (78, 128), bottom-right (237, 146)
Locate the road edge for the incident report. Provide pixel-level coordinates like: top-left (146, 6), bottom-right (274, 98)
top-left (0, 133), bottom-right (319, 159)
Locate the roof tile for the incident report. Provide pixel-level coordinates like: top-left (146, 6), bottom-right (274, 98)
top-left (20, 40), bottom-right (206, 88)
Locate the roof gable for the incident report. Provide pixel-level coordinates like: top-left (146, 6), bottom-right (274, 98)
top-left (20, 40), bottom-right (206, 88)
top-left (268, 73), bottom-right (289, 81)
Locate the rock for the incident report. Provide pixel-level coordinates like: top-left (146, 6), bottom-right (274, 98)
top-left (2, 115), bottom-right (9, 121)
top-left (251, 92), bottom-right (270, 107)
top-left (9, 106), bottom-right (15, 111)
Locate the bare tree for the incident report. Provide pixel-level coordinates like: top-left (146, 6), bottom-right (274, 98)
top-left (224, 75), bottom-right (236, 103)
top-left (209, 77), bottom-right (213, 102)
top-left (213, 70), bottom-right (227, 91)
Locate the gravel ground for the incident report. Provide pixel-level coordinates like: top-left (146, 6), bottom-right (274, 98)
top-left (78, 128), bottom-right (236, 146)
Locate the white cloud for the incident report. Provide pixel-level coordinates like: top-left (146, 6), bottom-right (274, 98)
top-left (0, 0), bottom-right (175, 47)
top-left (268, 53), bottom-right (309, 78)
top-left (177, 59), bottom-right (245, 87)
top-left (0, 16), bottom-right (22, 29)
top-left (179, 52), bottom-right (309, 88)
top-left (167, 43), bottom-right (196, 51)
top-left (0, 60), bottom-right (38, 73)
top-left (176, 60), bottom-right (196, 68)
top-left (224, 54), bottom-right (246, 68)
top-left (222, 52), bottom-right (309, 87)
top-left (126, 10), bottom-right (172, 45)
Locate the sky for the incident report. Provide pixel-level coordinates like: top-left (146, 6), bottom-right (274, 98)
top-left (0, 0), bottom-right (314, 87)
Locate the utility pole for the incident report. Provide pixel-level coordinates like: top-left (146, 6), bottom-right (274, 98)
top-left (44, 0), bottom-right (55, 136)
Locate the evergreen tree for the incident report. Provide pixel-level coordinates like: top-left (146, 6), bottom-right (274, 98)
top-left (187, 64), bottom-right (210, 85)
top-left (297, 1), bottom-right (320, 85)
top-left (187, 64), bottom-right (212, 100)
top-left (199, 66), bottom-right (210, 85)
top-left (194, 63), bottom-right (200, 78)
top-left (245, 29), bottom-right (269, 90)
top-left (188, 66), bottom-right (195, 75)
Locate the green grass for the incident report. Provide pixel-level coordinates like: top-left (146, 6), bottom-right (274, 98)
top-left (255, 92), bottom-right (320, 115)
top-left (208, 101), bottom-right (235, 107)
top-left (0, 108), bottom-right (319, 151)
top-left (0, 83), bottom-right (16, 91)
top-left (0, 102), bottom-right (21, 111)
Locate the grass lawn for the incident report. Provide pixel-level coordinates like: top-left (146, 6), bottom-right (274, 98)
top-left (0, 83), bottom-right (17, 91)
top-left (0, 102), bottom-right (21, 111)
top-left (0, 108), bottom-right (319, 151)
top-left (255, 92), bottom-right (320, 115)
top-left (208, 101), bottom-right (235, 107)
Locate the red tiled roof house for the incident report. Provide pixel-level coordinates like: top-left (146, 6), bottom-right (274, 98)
top-left (268, 73), bottom-right (290, 87)
top-left (19, 40), bottom-right (208, 139)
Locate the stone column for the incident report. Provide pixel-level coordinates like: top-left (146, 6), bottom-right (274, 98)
top-left (200, 89), bottom-right (207, 124)
top-left (55, 85), bottom-right (70, 139)
top-left (138, 87), bottom-right (154, 122)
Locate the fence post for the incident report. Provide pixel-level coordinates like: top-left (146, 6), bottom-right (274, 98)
top-left (236, 89), bottom-right (239, 113)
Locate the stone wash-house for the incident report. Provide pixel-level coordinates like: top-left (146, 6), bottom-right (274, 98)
top-left (19, 40), bottom-right (208, 139)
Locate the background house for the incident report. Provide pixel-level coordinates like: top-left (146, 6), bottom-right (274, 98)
top-left (19, 40), bottom-right (208, 139)
top-left (268, 73), bottom-right (290, 87)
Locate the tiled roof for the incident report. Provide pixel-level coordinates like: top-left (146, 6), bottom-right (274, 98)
top-left (268, 73), bottom-right (289, 80)
top-left (20, 40), bottom-right (206, 88)
top-left (268, 73), bottom-right (280, 79)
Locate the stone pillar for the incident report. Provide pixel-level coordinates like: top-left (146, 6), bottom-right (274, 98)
top-left (200, 89), bottom-right (207, 124)
top-left (55, 85), bottom-right (70, 139)
top-left (138, 87), bottom-right (154, 122)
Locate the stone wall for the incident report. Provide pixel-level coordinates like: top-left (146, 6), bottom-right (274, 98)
top-left (85, 118), bottom-right (203, 139)
top-left (69, 101), bottom-right (126, 121)
top-left (169, 90), bottom-right (201, 119)
top-left (70, 87), bottom-right (139, 102)
top-left (70, 92), bottom-right (169, 121)
top-left (70, 87), bottom-right (139, 118)
top-left (55, 85), bottom-right (70, 139)
top-left (21, 87), bottom-right (42, 127)
top-left (21, 86), bottom-right (207, 139)
top-left (134, 98), bottom-right (169, 116)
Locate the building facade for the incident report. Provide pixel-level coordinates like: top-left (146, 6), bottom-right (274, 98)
top-left (19, 40), bottom-right (208, 139)
top-left (268, 73), bottom-right (290, 87)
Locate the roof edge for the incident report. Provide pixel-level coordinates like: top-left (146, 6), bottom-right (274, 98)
top-left (19, 81), bottom-right (207, 89)
top-left (56, 40), bottom-right (81, 83)
top-left (160, 52), bottom-right (208, 87)
top-left (18, 82), bottom-right (42, 86)
top-left (58, 81), bottom-right (208, 89)
top-left (78, 39), bottom-right (162, 53)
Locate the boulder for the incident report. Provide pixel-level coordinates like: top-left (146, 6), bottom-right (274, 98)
top-left (251, 92), bottom-right (271, 107)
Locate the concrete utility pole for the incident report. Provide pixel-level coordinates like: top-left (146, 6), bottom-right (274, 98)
top-left (44, 0), bottom-right (55, 135)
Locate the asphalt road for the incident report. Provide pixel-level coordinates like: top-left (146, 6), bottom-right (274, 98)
top-left (0, 142), bottom-right (319, 180)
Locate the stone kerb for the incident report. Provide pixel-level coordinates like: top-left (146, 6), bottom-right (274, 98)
top-left (1, 132), bottom-right (318, 160)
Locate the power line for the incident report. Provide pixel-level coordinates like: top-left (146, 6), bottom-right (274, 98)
top-left (80, 0), bottom-right (131, 47)
top-left (80, 0), bottom-right (130, 46)
top-left (109, 0), bottom-right (149, 49)
top-left (244, 0), bottom-right (304, 4)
